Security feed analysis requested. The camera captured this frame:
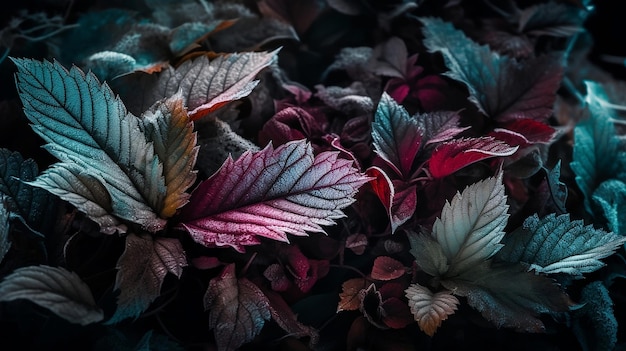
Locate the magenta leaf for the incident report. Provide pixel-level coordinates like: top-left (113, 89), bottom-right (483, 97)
top-left (489, 119), bottom-right (557, 147)
top-left (178, 139), bottom-right (370, 252)
top-left (365, 166), bottom-right (394, 222)
top-left (372, 92), bottom-right (423, 179)
top-left (428, 137), bottom-right (518, 178)
top-left (204, 264), bottom-right (271, 351)
top-left (390, 181), bottom-right (418, 233)
top-left (108, 234), bottom-right (187, 324)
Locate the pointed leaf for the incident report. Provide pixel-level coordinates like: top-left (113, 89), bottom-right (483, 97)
top-left (407, 231), bottom-right (449, 277)
top-left (140, 93), bottom-right (198, 218)
top-left (13, 58), bottom-right (166, 232)
top-left (120, 50), bottom-right (279, 120)
top-left (593, 179), bottom-right (626, 235)
top-left (405, 283), bottom-right (459, 336)
top-left (108, 234), bottom-right (187, 324)
top-left (262, 287), bottom-right (319, 343)
top-left (416, 110), bottom-right (469, 146)
top-left (365, 166), bottom-right (394, 225)
top-left (178, 139), bottom-right (370, 252)
top-left (496, 213), bottom-right (626, 276)
top-left (337, 278), bottom-right (367, 312)
top-left (441, 262), bottom-right (572, 332)
top-left (204, 264), bottom-right (271, 351)
top-left (543, 160), bottom-right (568, 214)
top-left (428, 137), bottom-right (518, 179)
top-left (0, 148), bottom-right (57, 234)
top-left (370, 256), bottom-right (406, 281)
top-left (420, 17), bottom-right (562, 122)
top-left (372, 92), bottom-right (423, 179)
top-left (571, 281), bottom-right (618, 351)
top-left (571, 96), bottom-right (626, 214)
top-left (519, 1), bottom-right (589, 37)
top-left (0, 197), bottom-right (11, 263)
top-left (390, 181), bottom-right (418, 233)
top-left (433, 171), bottom-right (509, 275)
top-left (0, 265), bottom-right (103, 325)
top-left (28, 163), bottom-right (126, 234)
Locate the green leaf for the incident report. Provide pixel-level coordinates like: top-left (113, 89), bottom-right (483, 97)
top-left (420, 17), bottom-right (562, 122)
top-left (407, 230), bottom-right (449, 277)
top-left (592, 179), bottom-right (626, 235)
top-left (139, 94), bottom-right (198, 218)
top-left (571, 281), bottom-right (618, 351)
top-left (432, 170), bottom-right (509, 276)
top-left (0, 265), bottom-right (104, 325)
top-left (13, 58), bottom-right (169, 232)
top-left (496, 213), bottom-right (626, 277)
top-left (0, 148), bottom-right (57, 235)
top-left (0, 197), bottom-right (11, 263)
top-left (571, 87), bottom-right (626, 214)
top-left (107, 234), bottom-right (187, 324)
top-left (441, 262), bottom-right (572, 332)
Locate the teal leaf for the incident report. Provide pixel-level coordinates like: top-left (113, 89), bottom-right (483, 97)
top-left (0, 265), bottom-right (104, 325)
top-left (13, 58), bottom-right (168, 232)
top-left (432, 170), bottom-right (509, 276)
top-left (139, 93), bottom-right (198, 218)
top-left (571, 88), bottom-right (626, 214)
top-left (371, 92), bottom-right (423, 179)
top-left (107, 233), bottom-right (187, 324)
top-left (592, 179), bottom-right (626, 235)
top-left (441, 262), bottom-right (572, 332)
top-left (571, 281), bottom-right (618, 351)
top-left (542, 160), bottom-right (568, 214)
top-left (133, 330), bottom-right (186, 351)
top-left (496, 213), bottom-right (626, 276)
top-left (420, 17), bottom-right (562, 122)
top-left (0, 197), bottom-right (10, 263)
top-left (0, 148), bottom-right (57, 235)
top-left (407, 230), bottom-right (449, 277)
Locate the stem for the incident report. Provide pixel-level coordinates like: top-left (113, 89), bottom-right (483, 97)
top-left (241, 251), bottom-right (258, 275)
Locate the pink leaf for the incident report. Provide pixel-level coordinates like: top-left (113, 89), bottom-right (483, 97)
top-left (498, 119), bottom-right (557, 145)
top-left (390, 181), bottom-right (418, 233)
top-left (178, 139), bottom-right (370, 252)
top-left (370, 256), bottom-right (406, 281)
top-left (428, 137), bottom-right (518, 178)
top-left (204, 264), bottom-right (271, 351)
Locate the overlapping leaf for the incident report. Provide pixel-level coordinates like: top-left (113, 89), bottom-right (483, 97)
top-left (0, 197), bottom-right (10, 263)
top-left (177, 139), bottom-right (369, 252)
top-left (0, 148), bottom-right (57, 234)
top-left (371, 92), bottom-right (423, 179)
top-left (432, 171), bottom-right (509, 276)
top-left (593, 179), bottom-right (626, 235)
top-left (428, 137), bottom-right (518, 179)
top-left (119, 50), bottom-right (279, 120)
top-left (13, 59), bottom-right (166, 232)
top-left (420, 17), bottom-right (563, 122)
top-left (496, 213), bottom-right (626, 276)
top-left (139, 94), bottom-right (198, 218)
top-left (108, 234), bottom-right (187, 324)
top-left (571, 89), bottom-right (626, 214)
top-left (204, 264), bottom-right (271, 351)
top-left (0, 265), bottom-right (103, 325)
top-left (404, 283), bottom-right (459, 336)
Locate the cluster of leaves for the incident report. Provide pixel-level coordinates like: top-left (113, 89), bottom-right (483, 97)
top-left (1, 0), bottom-right (626, 350)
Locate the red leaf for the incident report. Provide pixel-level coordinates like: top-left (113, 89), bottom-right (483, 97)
top-left (262, 287), bottom-right (319, 343)
top-left (428, 137), bottom-right (518, 178)
top-left (370, 256), bottom-right (406, 281)
top-left (381, 297), bottom-right (414, 329)
top-left (390, 181), bottom-right (417, 233)
top-left (365, 166), bottom-right (394, 220)
top-left (258, 106), bottom-right (328, 148)
top-left (178, 139), bottom-right (370, 252)
top-left (499, 119), bottom-right (557, 145)
top-left (204, 264), bottom-right (271, 351)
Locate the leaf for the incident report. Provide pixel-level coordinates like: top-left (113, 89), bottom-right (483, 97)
top-left (365, 166), bottom-right (394, 226)
top-left (495, 213), bottom-right (626, 277)
top-left (390, 181), bottom-right (418, 233)
top-left (0, 197), bottom-right (11, 263)
top-left (0, 148), bottom-right (57, 234)
top-left (593, 179), bottom-right (626, 235)
top-left (407, 231), bottom-right (449, 277)
top-left (29, 164), bottom-right (126, 234)
top-left (571, 281), bottom-right (618, 351)
top-left (571, 96), bottom-right (626, 214)
top-left (420, 17), bottom-right (563, 122)
top-left (404, 283), bottom-right (459, 336)
top-left (416, 110), bottom-right (469, 146)
top-left (519, 1), bottom-right (589, 37)
top-left (0, 265), bottom-right (103, 325)
top-left (178, 139), bottom-right (370, 252)
top-left (542, 160), bottom-right (568, 214)
top-left (120, 50), bottom-right (279, 120)
top-left (491, 119), bottom-right (557, 147)
top-left (204, 264), bottom-right (271, 351)
top-left (13, 58), bottom-right (167, 233)
top-left (441, 262), bottom-right (572, 332)
top-left (371, 92), bottom-right (423, 179)
top-left (337, 278), bottom-right (367, 312)
top-left (370, 256), bottom-right (406, 281)
top-left (139, 93), bottom-right (198, 218)
top-left (107, 234), bottom-right (187, 324)
top-left (428, 137), bottom-right (518, 179)
top-left (432, 171), bottom-right (509, 275)
top-left (262, 287), bottom-right (319, 343)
